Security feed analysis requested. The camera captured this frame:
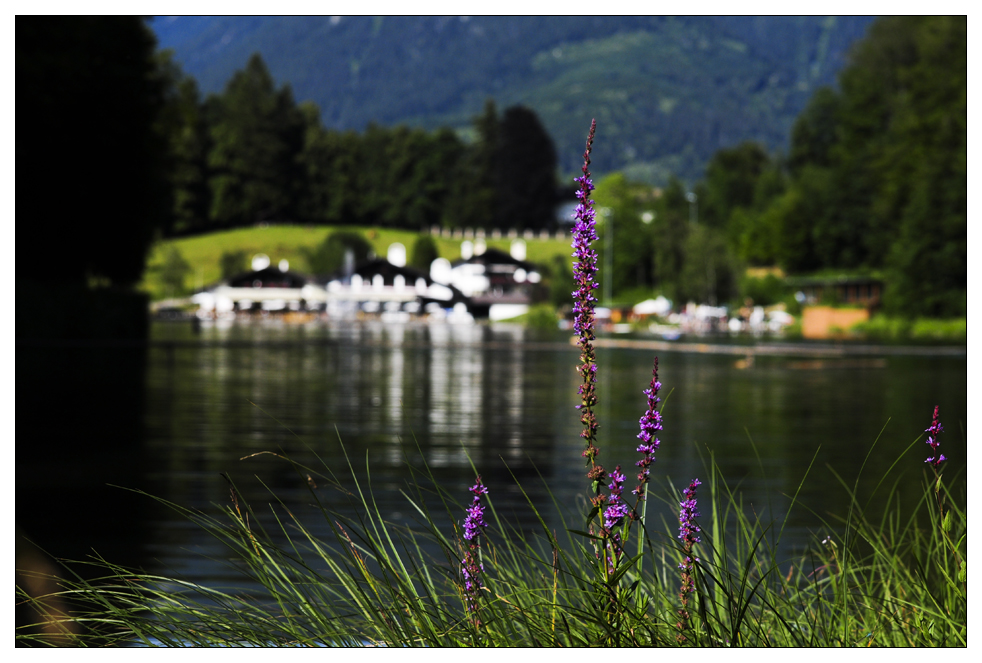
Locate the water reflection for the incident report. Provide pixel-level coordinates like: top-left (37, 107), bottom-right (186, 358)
top-left (141, 320), bottom-right (966, 591)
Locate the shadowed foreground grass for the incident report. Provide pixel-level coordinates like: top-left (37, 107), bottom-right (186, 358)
top-left (16, 429), bottom-right (966, 647)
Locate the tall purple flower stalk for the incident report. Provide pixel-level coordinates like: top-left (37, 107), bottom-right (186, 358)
top-left (676, 478), bottom-right (702, 641)
top-left (572, 120), bottom-right (602, 480)
top-left (924, 405), bottom-right (946, 468)
top-left (460, 476), bottom-right (488, 621)
top-left (632, 358), bottom-right (662, 502)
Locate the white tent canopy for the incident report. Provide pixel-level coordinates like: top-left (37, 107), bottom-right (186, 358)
top-left (632, 296), bottom-right (672, 316)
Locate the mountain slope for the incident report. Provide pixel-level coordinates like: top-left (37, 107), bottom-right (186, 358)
top-left (150, 16), bottom-right (875, 184)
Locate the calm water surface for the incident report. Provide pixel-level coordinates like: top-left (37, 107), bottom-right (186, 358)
top-left (140, 319), bottom-right (966, 588)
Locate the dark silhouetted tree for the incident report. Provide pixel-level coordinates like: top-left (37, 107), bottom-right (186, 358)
top-left (17, 16), bottom-right (170, 287)
top-left (443, 99), bottom-right (499, 229)
top-left (497, 105), bottom-right (558, 231)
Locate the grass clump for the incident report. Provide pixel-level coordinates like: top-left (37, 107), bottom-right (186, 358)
top-left (15, 428), bottom-right (967, 647)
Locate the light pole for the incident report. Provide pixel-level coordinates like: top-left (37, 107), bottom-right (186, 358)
top-left (685, 191), bottom-right (698, 225)
top-left (685, 191), bottom-right (715, 304)
top-left (600, 207), bottom-right (613, 306)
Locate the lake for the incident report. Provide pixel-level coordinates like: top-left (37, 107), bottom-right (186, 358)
top-left (16, 317), bottom-right (967, 595)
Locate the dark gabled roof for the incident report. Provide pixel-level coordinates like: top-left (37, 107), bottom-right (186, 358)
top-left (226, 267), bottom-right (309, 289)
top-left (316, 258), bottom-right (433, 285)
top-left (451, 247), bottom-right (537, 270)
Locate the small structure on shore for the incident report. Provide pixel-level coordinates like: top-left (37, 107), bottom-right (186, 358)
top-left (191, 247), bottom-right (473, 320)
top-left (448, 244), bottom-right (543, 320)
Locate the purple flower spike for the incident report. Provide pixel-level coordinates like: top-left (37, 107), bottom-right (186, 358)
top-left (572, 120), bottom-right (602, 474)
top-left (603, 467), bottom-right (629, 529)
top-left (463, 476), bottom-right (488, 542)
top-left (633, 358), bottom-right (662, 501)
top-left (924, 405), bottom-right (946, 468)
top-left (678, 478), bottom-right (702, 549)
top-left (676, 478), bottom-right (702, 641)
top-left (460, 476), bottom-right (489, 620)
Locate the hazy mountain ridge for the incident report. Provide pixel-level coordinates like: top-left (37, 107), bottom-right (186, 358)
top-left (150, 16), bottom-right (876, 184)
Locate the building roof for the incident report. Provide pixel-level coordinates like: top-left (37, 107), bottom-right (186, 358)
top-left (318, 258), bottom-right (433, 286)
top-left (225, 267), bottom-right (309, 289)
top-left (451, 247), bottom-right (537, 271)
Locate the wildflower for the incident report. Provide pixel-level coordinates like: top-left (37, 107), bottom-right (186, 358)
top-left (676, 478), bottom-right (702, 641)
top-left (678, 478), bottom-right (702, 550)
top-left (460, 476), bottom-right (488, 620)
top-left (633, 357), bottom-right (662, 501)
top-left (572, 120), bottom-right (602, 471)
top-left (602, 466), bottom-right (630, 573)
top-left (463, 477), bottom-right (488, 542)
top-left (603, 467), bottom-right (628, 529)
top-left (924, 405), bottom-right (946, 468)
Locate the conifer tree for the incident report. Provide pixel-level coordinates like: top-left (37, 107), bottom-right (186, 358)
top-left (207, 53), bottom-right (306, 227)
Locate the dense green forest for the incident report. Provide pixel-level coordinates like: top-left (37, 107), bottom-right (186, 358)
top-left (158, 52), bottom-right (559, 235)
top-left (587, 16), bottom-right (966, 318)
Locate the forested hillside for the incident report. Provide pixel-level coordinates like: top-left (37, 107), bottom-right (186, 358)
top-left (588, 16), bottom-right (966, 318)
top-left (150, 16), bottom-right (875, 184)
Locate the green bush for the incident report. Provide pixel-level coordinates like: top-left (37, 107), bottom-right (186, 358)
top-left (159, 247), bottom-right (192, 297)
top-left (524, 303), bottom-right (559, 330)
top-left (409, 235), bottom-right (440, 271)
top-left (851, 315), bottom-right (965, 343)
top-left (739, 273), bottom-right (785, 306)
top-left (910, 318), bottom-right (967, 341)
top-left (219, 250), bottom-right (249, 279)
top-left (304, 230), bottom-right (373, 275)
top-left (546, 254), bottom-right (573, 309)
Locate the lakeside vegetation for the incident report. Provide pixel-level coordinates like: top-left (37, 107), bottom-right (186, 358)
top-left (14, 435), bottom-right (968, 647)
top-left (850, 316), bottom-right (967, 344)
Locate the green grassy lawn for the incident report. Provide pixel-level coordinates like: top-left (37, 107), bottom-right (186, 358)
top-left (141, 225), bottom-right (573, 301)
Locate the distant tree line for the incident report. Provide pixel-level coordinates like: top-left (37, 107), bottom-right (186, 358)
top-left (593, 16), bottom-right (966, 318)
top-left (159, 53), bottom-right (559, 236)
